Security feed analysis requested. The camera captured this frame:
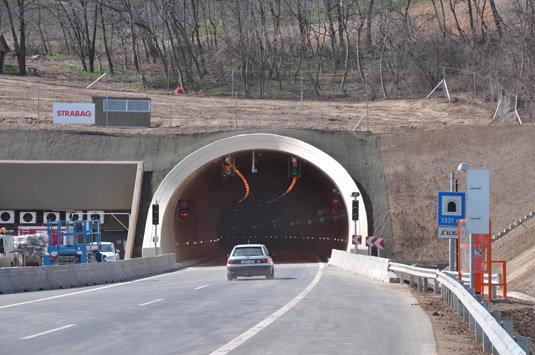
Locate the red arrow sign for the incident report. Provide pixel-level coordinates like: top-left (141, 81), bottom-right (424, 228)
top-left (366, 236), bottom-right (385, 249)
top-left (352, 235), bottom-right (362, 244)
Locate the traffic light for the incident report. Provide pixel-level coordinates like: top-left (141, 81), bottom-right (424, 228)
top-left (289, 156), bottom-right (301, 177)
top-left (152, 204), bottom-right (159, 225)
top-left (352, 200), bottom-right (359, 221)
top-left (222, 155), bottom-right (236, 179)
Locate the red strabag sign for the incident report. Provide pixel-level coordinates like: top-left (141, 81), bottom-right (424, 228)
top-left (53, 103), bottom-right (95, 125)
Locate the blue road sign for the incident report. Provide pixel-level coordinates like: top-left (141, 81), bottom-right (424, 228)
top-left (437, 191), bottom-right (466, 227)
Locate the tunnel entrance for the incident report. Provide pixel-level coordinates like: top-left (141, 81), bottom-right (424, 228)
top-left (142, 133), bottom-right (368, 263)
top-left (173, 151), bottom-right (347, 263)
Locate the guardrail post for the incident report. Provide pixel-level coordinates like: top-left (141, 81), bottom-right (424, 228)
top-left (483, 332), bottom-right (492, 352)
top-left (501, 320), bottom-right (513, 335)
top-left (516, 336), bottom-right (530, 354)
top-left (423, 278), bottom-right (429, 292)
top-left (433, 279), bottom-right (439, 294)
top-left (475, 320), bottom-right (483, 344)
top-left (491, 310), bottom-right (501, 322)
top-left (481, 300), bottom-right (490, 311)
top-left (410, 275), bottom-right (415, 288)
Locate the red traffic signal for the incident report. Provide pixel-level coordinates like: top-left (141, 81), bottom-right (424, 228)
top-left (352, 200), bottom-right (359, 221)
top-left (331, 206), bottom-right (341, 217)
top-left (178, 209), bottom-right (189, 220)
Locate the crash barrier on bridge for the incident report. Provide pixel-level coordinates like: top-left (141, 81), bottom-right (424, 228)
top-left (328, 249), bottom-right (391, 283)
top-left (389, 262), bottom-right (529, 355)
top-left (0, 254), bottom-right (178, 294)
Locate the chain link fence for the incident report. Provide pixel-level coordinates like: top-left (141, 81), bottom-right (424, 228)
top-left (0, 65), bottom-right (531, 132)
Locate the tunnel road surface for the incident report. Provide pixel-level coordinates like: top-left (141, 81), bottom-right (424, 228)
top-left (0, 263), bottom-right (436, 354)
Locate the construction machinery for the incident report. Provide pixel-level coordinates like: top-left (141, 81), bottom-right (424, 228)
top-left (43, 220), bottom-right (102, 265)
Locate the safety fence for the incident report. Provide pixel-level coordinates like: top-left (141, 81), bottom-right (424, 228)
top-left (328, 250), bottom-right (529, 355)
top-left (0, 253), bottom-right (177, 294)
top-left (390, 262), bottom-right (528, 355)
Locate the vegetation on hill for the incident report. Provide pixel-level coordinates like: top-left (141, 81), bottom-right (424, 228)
top-left (0, 0), bottom-right (534, 118)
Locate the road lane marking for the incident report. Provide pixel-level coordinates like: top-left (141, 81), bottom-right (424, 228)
top-left (0, 257), bottom-right (231, 311)
top-left (20, 324), bottom-right (76, 340)
top-left (0, 268), bottom-right (187, 310)
top-left (138, 298), bottom-right (164, 307)
top-left (194, 285), bottom-right (209, 290)
top-left (210, 262), bottom-right (325, 355)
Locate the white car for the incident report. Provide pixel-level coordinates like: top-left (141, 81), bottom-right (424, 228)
top-left (92, 242), bottom-right (120, 262)
top-left (226, 244), bottom-right (274, 280)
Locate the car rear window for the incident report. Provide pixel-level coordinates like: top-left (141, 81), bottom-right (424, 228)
top-left (232, 247), bottom-right (264, 257)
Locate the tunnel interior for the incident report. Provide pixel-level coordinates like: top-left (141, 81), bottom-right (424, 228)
top-left (172, 150), bottom-right (348, 263)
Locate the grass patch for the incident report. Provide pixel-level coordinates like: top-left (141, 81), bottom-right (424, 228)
top-left (58, 64), bottom-right (107, 80)
top-left (3, 64), bottom-right (19, 75)
top-left (46, 53), bottom-right (71, 62)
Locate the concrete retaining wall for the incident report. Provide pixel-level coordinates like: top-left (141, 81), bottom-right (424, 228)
top-left (0, 254), bottom-right (177, 294)
top-left (329, 249), bottom-right (391, 283)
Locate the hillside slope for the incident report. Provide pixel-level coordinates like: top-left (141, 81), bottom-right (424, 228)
top-left (493, 218), bottom-right (535, 297)
top-left (381, 125), bottom-right (535, 261)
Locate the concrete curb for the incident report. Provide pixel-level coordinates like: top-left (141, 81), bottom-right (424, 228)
top-left (0, 253), bottom-right (178, 294)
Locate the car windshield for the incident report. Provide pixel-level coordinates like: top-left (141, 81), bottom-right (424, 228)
top-left (232, 247), bottom-right (264, 257)
top-left (100, 244), bottom-right (114, 252)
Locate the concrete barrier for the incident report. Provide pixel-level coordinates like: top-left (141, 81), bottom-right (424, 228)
top-left (6, 266), bottom-right (51, 292)
top-left (328, 249), bottom-right (391, 283)
top-left (0, 268), bottom-right (14, 294)
top-left (46, 264), bottom-right (81, 289)
top-left (0, 254), bottom-right (179, 294)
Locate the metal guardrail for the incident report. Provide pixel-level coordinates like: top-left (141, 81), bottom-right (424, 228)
top-left (389, 262), bottom-right (527, 355)
top-left (442, 270), bottom-right (500, 285)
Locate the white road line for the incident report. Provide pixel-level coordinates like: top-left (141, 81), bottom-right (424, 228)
top-left (210, 262), bottom-right (325, 355)
top-left (138, 298), bottom-right (164, 307)
top-left (194, 285), bottom-right (209, 290)
top-left (20, 324), bottom-right (76, 340)
top-left (0, 268), bottom-right (184, 311)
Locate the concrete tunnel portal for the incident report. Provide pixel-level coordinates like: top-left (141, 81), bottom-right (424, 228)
top-left (142, 134), bottom-right (369, 263)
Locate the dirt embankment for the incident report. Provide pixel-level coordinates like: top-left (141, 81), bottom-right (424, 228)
top-left (493, 218), bottom-right (535, 297)
top-left (0, 76), bottom-right (491, 135)
top-left (380, 125), bottom-right (535, 261)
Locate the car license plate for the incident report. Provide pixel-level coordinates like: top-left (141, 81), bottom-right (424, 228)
top-left (241, 260), bottom-right (255, 264)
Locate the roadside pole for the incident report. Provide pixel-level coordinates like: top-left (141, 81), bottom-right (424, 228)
top-left (449, 172), bottom-right (456, 271)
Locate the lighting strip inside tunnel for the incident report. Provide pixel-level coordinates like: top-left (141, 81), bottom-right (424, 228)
top-left (257, 176), bottom-right (298, 207)
top-left (225, 162), bottom-right (250, 203)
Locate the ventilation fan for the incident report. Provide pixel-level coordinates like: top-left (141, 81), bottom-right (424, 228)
top-left (0, 210), bottom-right (15, 224)
top-left (19, 211), bottom-right (37, 224)
top-left (87, 211), bottom-right (105, 224)
top-left (65, 211), bottom-right (84, 222)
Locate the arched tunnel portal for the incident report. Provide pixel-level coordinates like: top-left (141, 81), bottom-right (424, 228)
top-left (143, 134), bottom-right (369, 263)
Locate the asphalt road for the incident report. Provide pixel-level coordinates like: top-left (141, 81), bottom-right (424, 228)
top-left (0, 261), bottom-right (436, 354)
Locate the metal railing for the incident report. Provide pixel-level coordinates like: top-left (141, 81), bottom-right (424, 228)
top-left (389, 262), bottom-right (527, 355)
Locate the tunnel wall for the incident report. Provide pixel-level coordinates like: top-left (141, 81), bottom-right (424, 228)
top-left (0, 128), bottom-right (393, 257)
